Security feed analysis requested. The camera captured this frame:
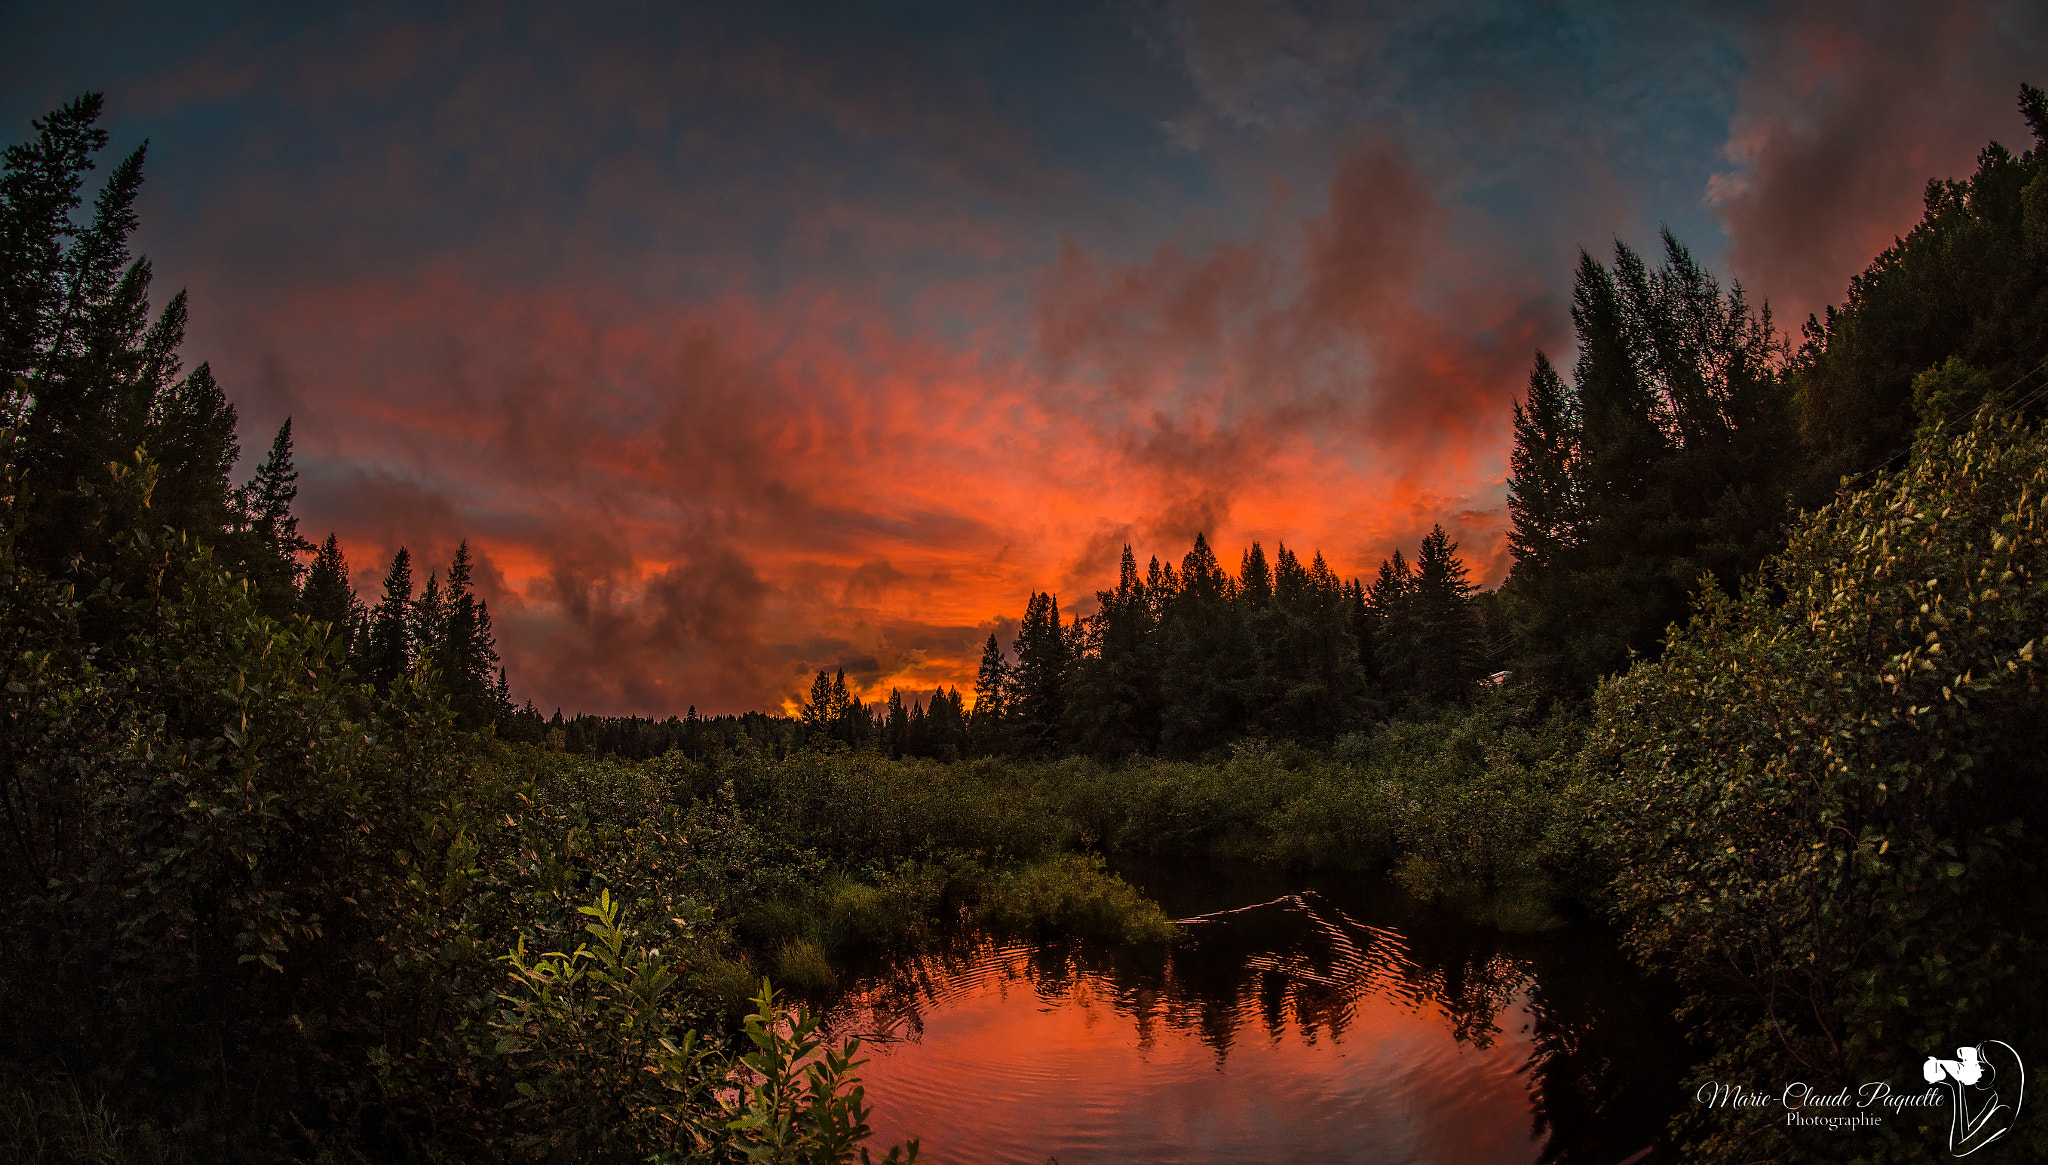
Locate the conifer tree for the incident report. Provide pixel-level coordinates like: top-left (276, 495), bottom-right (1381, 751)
top-left (1410, 525), bottom-right (1481, 703)
top-left (4, 94), bottom-right (242, 582)
top-left (969, 633), bottom-right (1012, 753)
top-left (884, 689), bottom-right (910, 757)
top-left (1506, 354), bottom-right (1582, 569)
top-left (1258, 545), bottom-right (1365, 738)
top-left (362, 547), bottom-right (414, 688)
top-left (1069, 545), bottom-right (1160, 756)
top-left (301, 533), bottom-right (360, 657)
top-left (412, 571), bottom-right (446, 670)
top-left (1157, 533), bottom-right (1252, 755)
top-left (1502, 232), bottom-right (1798, 699)
top-left (801, 669), bottom-right (835, 732)
top-left (1011, 592), bottom-right (1071, 753)
top-left (236, 418), bottom-right (309, 610)
top-left (1367, 548), bottom-right (1420, 701)
top-left (436, 541), bottom-right (503, 729)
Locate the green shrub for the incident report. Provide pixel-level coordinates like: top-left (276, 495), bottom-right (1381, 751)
top-left (1584, 411), bottom-right (2048, 1161)
top-left (770, 940), bottom-right (838, 994)
top-left (975, 854), bottom-right (1179, 943)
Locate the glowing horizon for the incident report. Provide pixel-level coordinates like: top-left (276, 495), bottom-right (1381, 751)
top-left (10, 1), bottom-right (2041, 715)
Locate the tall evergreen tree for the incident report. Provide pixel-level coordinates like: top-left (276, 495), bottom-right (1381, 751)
top-left (1068, 545), bottom-right (1160, 756)
top-left (235, 418), bottom-right (309, 612)
top-left (1156, 533), bottom-right (1252, 755)
top-left (301, 533), bottom-right (360, 658)
top-left (969, 632), bottom-right (1012, 753)
top-left (1502, 232), bottom-right (1798, 699)
top-left (1506, 354), bottom-right (1582, 569)
top-left (1410, 525), bottom-right (1481, 704)
top-left (1010, 591), bottom-right (1071, 753)
top-left (362, 547), bottom-right (414, 688)
top-left (884, 689), bottom-right (910, 758)
top-left (412, 571), bottom-right (446, 671)
top-left (436, 541), bottom-right (503, 730)
top-left (1367, 548), bottom-right (1420, 701)
top-left (4, 94), bottom-right (241, 584)
top-left (1259, 545), bottom-right (1365, 738)
top-left (800, 669), bottom-right (836, 733)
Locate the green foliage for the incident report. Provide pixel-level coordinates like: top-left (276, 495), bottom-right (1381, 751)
top-left (1796, 84), bottom-right (2048, 475)
top-left (489, 890), bottom-right (723, 1161)
top-left (1383, 706), bottom-right (1583, 931)
top-left (723, 984), bottom-right (918, 1165)
top-left (974, 854), bottom-right (1177, 944)
top-left (1503, 231), bottom-right (1804, 701)
top-left (1585, 411), bottom-right (2048, 1161)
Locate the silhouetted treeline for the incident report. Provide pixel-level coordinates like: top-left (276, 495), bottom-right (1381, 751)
top-left (498, 705), bottom-right (815, 759)
top-left (914, 528), bottom-right (1497, 759)
top-left (511, 85), bottom-right (2048, 770)
top-left (1503, 84), bottom-right (2048, 703)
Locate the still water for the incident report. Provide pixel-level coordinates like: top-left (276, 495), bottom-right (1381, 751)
top-left (826, 863), bottom-right (1685, 1165)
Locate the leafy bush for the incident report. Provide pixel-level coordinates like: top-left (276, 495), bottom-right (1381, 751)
top-left (974, 853), bottom-right (1178, 943)
top-left (1585, 411), bottom-right (2048, 1161)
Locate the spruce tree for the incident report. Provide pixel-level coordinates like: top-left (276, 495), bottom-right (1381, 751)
top-left (1011, 592), bottom-right (1071, 753)
top-left (1260, 545), bottom-right (1365, 738)
top-left (1368, 548), bottom-right (1420, 703)
top-left (884, 689), bottom-right (910, 757)
top-left (301, 533), bottom-right (359, 658)
top-left (1068, 544), bottom-right (1160, 756)
top-left (1157, 533), bottom-right (1252, 755)
top-left (801, 669), bottom-right (834, 732)
top-left (969, 633), bottom-right (1012, 753)
top-left (412, 571), bottom-right (445, 672)
top-left (236, 418), bottom-right (309, 611)
top-left (436, 541), bottom-right (502, 729)
top-left (362, 547), bottom-right (414, 688)
top-left (1410, 525), bottom-right (1481, 704)
top-left (4, 94), bottom-right (242, 582)
top-left (1506, 354), bottom-right (1582, 569)
top-left (1503, 232), bottom-right (1799, 700)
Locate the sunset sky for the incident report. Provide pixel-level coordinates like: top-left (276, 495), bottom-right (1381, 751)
top-left (6, 1), bottom-right (2044, 716)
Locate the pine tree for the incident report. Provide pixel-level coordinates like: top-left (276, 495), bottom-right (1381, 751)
top-left (1157, 533), bottom-right (1252, 755)
top-left (1367, 548), bottom-right (1419, 702)
top-left (884, 689), bottom-right (910, 757)
top-left (1410, 525), bottom-right (1481, 704)
top-left (1506, 354), bottom-right (1583, 569)
top-left (1259, 545), bottom-right (1365, 738)
top-left (1503, 232), bottom-right (1799, 700)
top-left (1011, 592), bottom-right (1071, 753)
top-left (362, 547), bottom-right (414, 688)
top-left (4, 94), bottom-right (242, 582)
top-left (235, 418), bottom-right (309, 611)
top-left (827, 669), bottom-right (868, 746)
top-left (969, 633), bottom-right (1013, 753)
top-left (412, 571), bottom-right (445, 672)
top-left (1068, 545), bottom-right (1160, 756)
top-left (301, 533), bottom-right (359, 658)
top-left (436, 541), bottom-right (502, 729)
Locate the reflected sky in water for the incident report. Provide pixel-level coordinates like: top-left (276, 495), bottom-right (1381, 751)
top-left (827, 866), bottom-right (1682, 1165)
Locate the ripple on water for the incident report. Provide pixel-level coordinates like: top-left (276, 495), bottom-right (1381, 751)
top-left (826, 883), bottom-right (1679, 1165)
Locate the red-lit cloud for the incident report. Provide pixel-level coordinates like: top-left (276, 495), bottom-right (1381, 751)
top-left (21, 1), bottom-right (2031, 717)
top-left (215, 139), bottom-right (1551, 717)
top-left (1708, 0), bottom-right (2048, 326)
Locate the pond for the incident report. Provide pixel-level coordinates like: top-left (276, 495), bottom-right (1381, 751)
top-left (824, 861), bottom-right (1687, 1165)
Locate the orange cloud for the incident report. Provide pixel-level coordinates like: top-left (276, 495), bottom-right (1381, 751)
top-left (210, 140), bottom-right (1556, 717)
top-left (1709, 0), bottom-right (2048, 326)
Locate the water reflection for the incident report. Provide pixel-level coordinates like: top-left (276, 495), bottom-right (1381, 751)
top-left (827, 867), bottom-right (1682, 1165)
